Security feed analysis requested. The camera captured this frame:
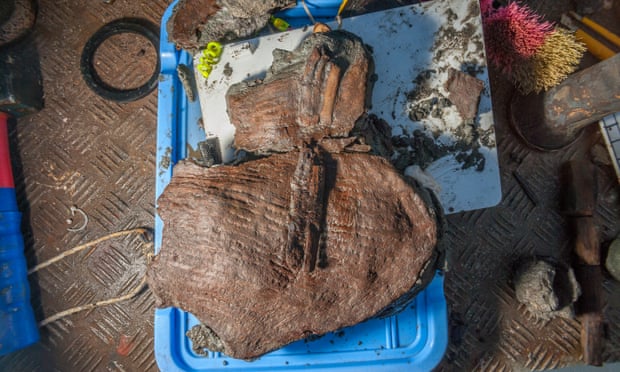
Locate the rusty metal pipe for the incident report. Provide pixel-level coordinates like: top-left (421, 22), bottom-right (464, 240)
top-left (510, 53), bottom-right (620, 151)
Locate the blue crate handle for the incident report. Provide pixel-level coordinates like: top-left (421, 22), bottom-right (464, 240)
top-left (275, 0), bottom-right (343, 27)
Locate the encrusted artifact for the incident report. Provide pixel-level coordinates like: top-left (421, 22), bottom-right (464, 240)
top-left (148, 29), bottom-right (440, 360)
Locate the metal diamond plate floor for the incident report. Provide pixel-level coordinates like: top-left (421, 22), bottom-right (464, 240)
top-left (1, 0), bottom-right (619, 371)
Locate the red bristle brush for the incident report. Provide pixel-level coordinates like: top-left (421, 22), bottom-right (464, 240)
top-left (480, 0), bottom-right (586, 94)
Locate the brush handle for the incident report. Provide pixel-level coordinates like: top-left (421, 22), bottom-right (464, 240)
top-left (0, 113), bottom-right (15, 189)
top-left (576, 29), bottom-right (616, 60)
top-left (581, 16), bottom-right (620, 48)
top-left (0, 113), bottom-right (18, 213)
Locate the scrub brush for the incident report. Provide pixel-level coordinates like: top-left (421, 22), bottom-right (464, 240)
top-left (480, 0), bottom-right (586, 94)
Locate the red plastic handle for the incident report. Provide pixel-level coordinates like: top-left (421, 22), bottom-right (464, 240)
top-left (0, 112), bottom-right (15, 188)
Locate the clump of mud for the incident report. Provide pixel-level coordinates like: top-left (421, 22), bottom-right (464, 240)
top-left (389, 2), bottom-right (491, 176)
top-left (187, 324), bottom-right (225, 356)
top-left (391, 129), bottom-right (485, 172)
top-left (513, 258), bottom-right (580, 320)
top-left (394, 68), bottom-right (491, 173)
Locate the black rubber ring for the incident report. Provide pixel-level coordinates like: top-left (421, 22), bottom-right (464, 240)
top-left (80, 18), bottom-right (160, 103)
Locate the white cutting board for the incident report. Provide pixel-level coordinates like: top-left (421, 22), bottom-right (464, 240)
top-left (194, 0), bottom-right (501, 214)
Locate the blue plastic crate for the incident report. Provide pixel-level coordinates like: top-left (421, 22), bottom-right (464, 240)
top-left (154, 2), bottom-right (448, 370)
top-left (274, 0), bottom-right (342, 27)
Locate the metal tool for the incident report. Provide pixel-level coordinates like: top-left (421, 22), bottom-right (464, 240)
top-left (510, 53), bottom-right (620, 151)
top-left (558, 14), bottom-right (620, 181)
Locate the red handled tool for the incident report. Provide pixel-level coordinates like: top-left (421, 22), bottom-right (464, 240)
top-left (1, 113), bottom-right (15, 189)
top-left (0, 26), bottom-right (44, 355)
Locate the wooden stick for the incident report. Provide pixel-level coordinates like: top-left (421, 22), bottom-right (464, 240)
top-left (564, 160), bottom-right (603, 366)
top-left (319, 63), bottom-right (341, 125)
top-left (575, 264), bottom-right (604, 365)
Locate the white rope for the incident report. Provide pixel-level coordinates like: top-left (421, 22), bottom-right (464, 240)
top-left (28, 228), bottom-right (153, 327)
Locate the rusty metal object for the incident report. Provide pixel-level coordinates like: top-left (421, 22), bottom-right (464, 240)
top-left (0, 40), bottom-right (43, 118)
top-left (0, 0), bottom-right (37, 47)
top-left (510, 53), bottom-right (620, 151)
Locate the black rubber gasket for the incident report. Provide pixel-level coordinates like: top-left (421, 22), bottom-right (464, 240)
top-left (80, 18), bottom-right (160, 102)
